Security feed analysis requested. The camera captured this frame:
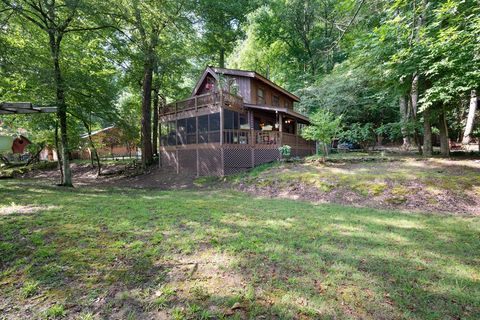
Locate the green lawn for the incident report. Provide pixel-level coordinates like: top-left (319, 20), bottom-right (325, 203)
top-left (0, 180), bottom-right (479, 319)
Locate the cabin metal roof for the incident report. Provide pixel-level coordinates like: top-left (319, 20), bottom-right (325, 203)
top-left (191, 66), bottom-right (300, 102)
top-left (244, 103), bottom-right (310, 124)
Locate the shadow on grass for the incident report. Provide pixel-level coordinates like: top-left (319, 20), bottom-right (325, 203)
top-left (0, 181), bottom-right (479, 319)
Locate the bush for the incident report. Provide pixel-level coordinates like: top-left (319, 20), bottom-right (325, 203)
top-left (341, 123), bottom-right (376, 151)
top-left (278, 145), bottom-right (292, 158)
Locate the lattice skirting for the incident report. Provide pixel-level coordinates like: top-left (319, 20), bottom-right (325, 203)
top-left (160, 150), bottom-right (177, 168)
top-left (254, 149), bottom-right (280, 166)
top-left (198, 149), bottom-right (223, 176)
top-left (178, 149), bottom-right (197, 173)
top-left (224, 148), bottom-right (252, 168)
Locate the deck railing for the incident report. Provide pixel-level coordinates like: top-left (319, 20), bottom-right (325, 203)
top-left (161, 91), bottom-right (243, 114)
top-left (223, 129), bottom-right (250, 145)
top-left (255, 130), bottom-right (280, 145)
top-left (282, 132), bottom-right (313, 148)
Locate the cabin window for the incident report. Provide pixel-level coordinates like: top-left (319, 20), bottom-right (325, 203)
top-left (240, 115), bottom-right (249, 129)
top-left (272, 95), bottom-right (279, 107)
top-left (284, 100), bottom-right (291, 109)
top-left (257, 88), bottom-right (265, 104)
top-left (186, 117), bottom-right (196, 144)
top-left (254, 117), bottom-right (261, 130)
top-left (205, 77), bottom-right (215, 91)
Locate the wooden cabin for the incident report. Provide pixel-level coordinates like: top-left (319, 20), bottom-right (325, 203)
top-left (159, 66), bottom-right (315, 176)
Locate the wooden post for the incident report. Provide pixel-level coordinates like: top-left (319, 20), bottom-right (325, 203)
top-left (278, 112), bottom-right (283, 146)
top-left (196, 115), bottom-right (199, 176)
top-left (220, 106), bottom-right (224, 145)
top-left (196, 148), bottom-right (199, 177)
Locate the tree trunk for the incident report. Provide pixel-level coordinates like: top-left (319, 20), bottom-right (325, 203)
top-left (82, 120), bottom-right (101, 176)
top-left (400, 95), bottom-right (410, 149)
top-left (438, 108), bottom-right (450, 157)
top-left (219, 48), bottom-right (225, 68)
top-left (423, 108), bottom-right (433, 156)
top-left (54, 121), bottom-right (63, 184)
top-left (462, 89), bottom-right (477, 144)
top-left (141, 60), bottom-right (154, 168)
top-left (49, 33), bottom-right (72, 187)
top-left (411, 75), bottom-right (419, 118)
top-left (152, 88), bottom-right (159, 158)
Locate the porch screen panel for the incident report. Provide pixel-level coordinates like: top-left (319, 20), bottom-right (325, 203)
top-left (186, 117), bottom-right (196, 144)
top-left (177, 119), bottom-right (187, 145)
top-left (198, 115), bottom-right (209, 143)
top-left (167, 121), bottom-right (176, 146)
top-left (209, 113), bottom-right (220, 143)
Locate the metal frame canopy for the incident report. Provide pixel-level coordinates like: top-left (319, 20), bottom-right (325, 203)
top-left (0, 102), bottom-right (57, 115)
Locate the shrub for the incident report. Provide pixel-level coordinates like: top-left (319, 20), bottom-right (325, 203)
top-left (278, 145), bottom-right (292, 159)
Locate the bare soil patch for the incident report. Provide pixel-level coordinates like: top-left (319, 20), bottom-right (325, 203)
top-left (233, 158), bottom-right (480, 216)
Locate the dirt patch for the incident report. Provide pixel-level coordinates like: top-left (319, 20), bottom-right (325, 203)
top-left (21, 162), bottom-right (197, 190)
top-left (233, 158), bottom-right (480, 216)
top-left (15, 157), bottom-right (480, 215)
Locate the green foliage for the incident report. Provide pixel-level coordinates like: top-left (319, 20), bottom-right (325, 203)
top-left (21, 280), bottom-right (39, 298)
top-left (278, 145), bottom-right (291, 158)
top-left (44, 304), bottom-right (65, 319)
top-left (341, 123), bottom-right (376, 151)
top-left (301, 111), bottom-right (342, 157)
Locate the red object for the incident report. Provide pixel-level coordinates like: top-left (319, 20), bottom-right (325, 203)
top-left (12, 135), bottom-right (31, 154)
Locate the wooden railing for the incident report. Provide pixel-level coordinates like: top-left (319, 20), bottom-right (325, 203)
top-left (282, 132), bottom-right (313, 148)
top-left (161, 91), bottom-right (243, 114)
top-left (223, 129), bottom-right (250, 145)
top-left (255, 130), bottom-right (280, 145)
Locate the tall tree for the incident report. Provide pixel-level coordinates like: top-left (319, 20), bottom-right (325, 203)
top-left (462, 90), bottom-right (478, 144)
top-left (1, 0), bottom-right (112, 186)
top-left (113, 0), bottom-right (188, 168)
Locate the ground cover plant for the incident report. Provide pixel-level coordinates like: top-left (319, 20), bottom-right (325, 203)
top-left (1, 180), bottom-right (479, 319)
top-left (230, 155), bottom-right (480, 215)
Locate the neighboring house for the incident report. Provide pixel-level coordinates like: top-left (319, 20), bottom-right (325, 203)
top-left (39, 146), bottom-right (58, 161)
top-left (159, 66), bottom-right (315, 176)
top-left (0, 135), bottom-right (30, 154)
top-left (79, 126), bottom-right (139, 160)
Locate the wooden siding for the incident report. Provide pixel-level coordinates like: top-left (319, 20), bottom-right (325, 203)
top-left (250, 79), bottom-right (295, 109)
top-left (224, 75), bottom-right (251, 103)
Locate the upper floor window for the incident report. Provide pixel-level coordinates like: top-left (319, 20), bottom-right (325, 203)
top-left (272, 95), bottom-right (279, 107)
top-left (284, 100), bottom-right (292, 109)
top-left (205, 77), bottom-right (215, 91)
top-left (257, 88), bottom-right (265, 104)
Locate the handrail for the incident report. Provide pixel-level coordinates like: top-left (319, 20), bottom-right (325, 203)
top-left (161, 91), bottom-right (244, 114)
top-left (255, 130), bottom-right (280, 145)
top-left (223, 129), bottom-right (250, 145)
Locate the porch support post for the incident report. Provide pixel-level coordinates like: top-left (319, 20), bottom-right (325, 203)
top-left (220, 106), bottom-right (224, 145)
top-left (248, 109), bottom-right (254, 167)
top-left (278, 112), bottom-right (283, 146)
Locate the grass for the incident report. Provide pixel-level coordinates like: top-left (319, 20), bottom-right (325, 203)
top-left (230, 156), bottom-right (480, 212)
top-left (0, 180), bottom-right (479, 319)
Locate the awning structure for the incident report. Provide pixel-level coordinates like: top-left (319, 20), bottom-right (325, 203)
top-left (244, 103), bottom-right (310, 124)
top-left (0, 102), bottom-right (57, 115)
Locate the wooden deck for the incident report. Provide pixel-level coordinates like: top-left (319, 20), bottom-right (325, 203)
top-left (158, 91), bottom-right (315, 176)
top-left (161, 91), bottom-right (243, 115)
